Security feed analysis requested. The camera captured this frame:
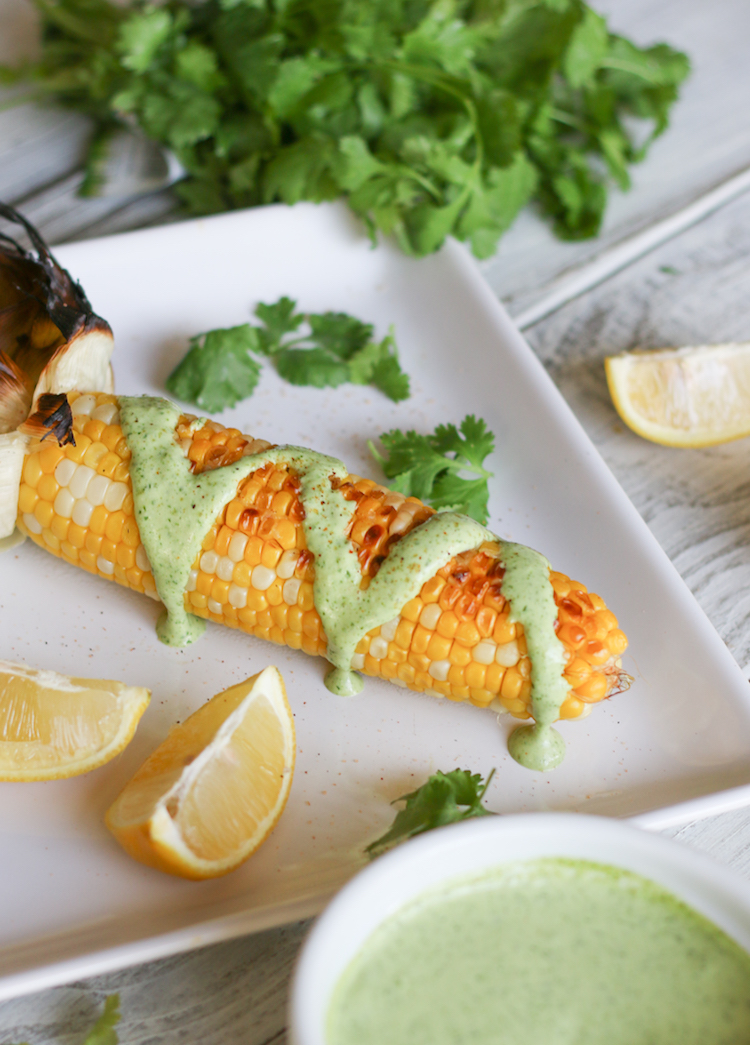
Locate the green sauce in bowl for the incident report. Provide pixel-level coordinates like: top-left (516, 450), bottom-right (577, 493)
top-left (327, 858), bottom-right (750, 1045)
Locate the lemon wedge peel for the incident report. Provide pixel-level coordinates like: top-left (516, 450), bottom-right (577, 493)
top-left (0, 659), bottom-right (150, 781)
top-left (105, 666), bottom-right (295, 880)
top-left (606, 343), bottom-right (750, 448)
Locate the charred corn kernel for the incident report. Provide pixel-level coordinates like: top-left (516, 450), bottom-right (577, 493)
top-left (557, 622), bottom-right (587, 649)
top-left (19, 393), bottom-right (627, 728)
top-left (421, 577), bottom-right (444, 604)
top-left (583, 640), bottom-right (610, 667)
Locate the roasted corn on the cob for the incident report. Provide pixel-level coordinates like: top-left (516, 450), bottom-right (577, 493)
top-left (16, 391), bottom-right (628, 771)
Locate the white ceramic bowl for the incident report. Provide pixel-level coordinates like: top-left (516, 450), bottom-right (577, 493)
top-left (288, 813), bottom-right (750, 1045)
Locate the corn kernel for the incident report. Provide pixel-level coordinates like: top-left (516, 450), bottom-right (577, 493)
top-left (436, 610), bottom-right (458, 639)
top-left (449, 643), bottom-right (472, 667)
top-left (122, 518), bottom-right (140, 547)
top-left (89, 505), bottom-right (107, 536)
top-left (85, 532), bottom-right (103, 555)
top-left (37, 474), bottom-right (59, 503)
top-left (101, 425), bottom-right (122, 452)
top-left (83, 418), bottom-right (106, 442)
top-left (427, 633), bottom-right (452, 661)
top-left (485, 662), bottom-right (505, 693)
top-left (104, 510), bottom-right (125, 543)
top-left (50, 515), bottom-right (70, 541)
top-left (79, 549), bottom-right (97, 571)
top-left (493, 614), bottom-right (516, 644)
top-left (574, 672), bottom-right (608, 703)
top-left (17, 485), bottom-right (37, 514)
top-left (501, 666), bottom-right (523, 701)
top-left (261, 541), bottom-right (282, 569)
top-left (606, 629), bottom-right (628, 656)
top-left (34, 500), bottom-right (54, 529)
top-left (22, 455), bottom-right (43, 488)
top-left (117, 545), bottom-right (135, 569)
top-left (43, 530), bottom-right (60, 551)
top-left (39, 443), bottom-right (64, 474)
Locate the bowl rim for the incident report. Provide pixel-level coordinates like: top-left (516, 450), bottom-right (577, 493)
top-left (288, 812), bottom-right (750, 1045)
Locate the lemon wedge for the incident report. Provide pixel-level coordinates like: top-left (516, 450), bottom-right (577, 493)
top-left (605, 343), bottom-right (750, 447)
top-left (0, 660), bottom-right (149, 781)
top-left (105, 666), bottom-right (295, 880)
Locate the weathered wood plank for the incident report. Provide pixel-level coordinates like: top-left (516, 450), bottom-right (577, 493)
top-left (524, 188), bottom-right (750, 672)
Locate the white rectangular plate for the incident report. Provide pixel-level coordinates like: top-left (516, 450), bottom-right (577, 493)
top-left (3, 202), bottom-right (750, 999)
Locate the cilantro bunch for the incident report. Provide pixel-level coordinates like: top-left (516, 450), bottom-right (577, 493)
top-left (17, 0), bottom-right (688, 256)
top-left (366, 768), bottom-right (496, 856)
top-left (166, 296), bottom-right (409, 410)
top-left (371, 415), bottom-right (495, 524)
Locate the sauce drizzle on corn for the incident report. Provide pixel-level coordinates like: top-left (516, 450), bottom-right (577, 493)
top-left (120, 395), bottom-right (569, 767)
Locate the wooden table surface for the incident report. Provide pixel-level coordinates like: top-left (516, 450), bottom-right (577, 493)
top-left (2, 0), bottom-right (750, 1040)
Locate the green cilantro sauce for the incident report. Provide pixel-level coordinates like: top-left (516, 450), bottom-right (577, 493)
top-left (327, 858), bottom-right (750, 1045)
top-left (119, 396), bottom-right (571, 768)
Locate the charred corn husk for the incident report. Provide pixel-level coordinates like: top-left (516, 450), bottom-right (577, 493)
top-left (16, 391), bottom-right (628, 723)
top-left (0, 203), bottom-right (114, 537)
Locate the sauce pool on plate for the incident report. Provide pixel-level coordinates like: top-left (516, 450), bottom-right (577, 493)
top-left (326, 858), bottom-right (750, 1045)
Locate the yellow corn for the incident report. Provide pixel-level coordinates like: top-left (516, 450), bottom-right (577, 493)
top-left (16, 391), bottom-right (628, 722)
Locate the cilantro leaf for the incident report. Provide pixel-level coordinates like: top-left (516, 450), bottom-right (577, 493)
top-left (366, 769), bottom-right (496, 857)
top-left (253, 296), bottom-right (303, 354)
top-left (307, 313), bottom-right (373, 360)
top-left (18, 0), bottom-right (689, 257)
top-left (165, 324), bottom-right (262, 412)
top-left (370, 415), bottom-right (494, 523)
top-left (274, 347), bottom-right (350, 388)
top-left (166, 298), bottom-right (410, 410)
top-left (82, 995), bottom-right (121, 1045)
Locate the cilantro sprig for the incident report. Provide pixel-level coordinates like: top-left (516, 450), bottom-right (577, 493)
top-left (370, 415), bottom-right (494, 524)
top-left (166, 296), bottom-right (409, 411)
top-left (7, 994), bottom-right (120, 1045)
top-left (9, 0), bottom-right (689, 256)
top-left (366, 769), bottom-right (496, 857)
